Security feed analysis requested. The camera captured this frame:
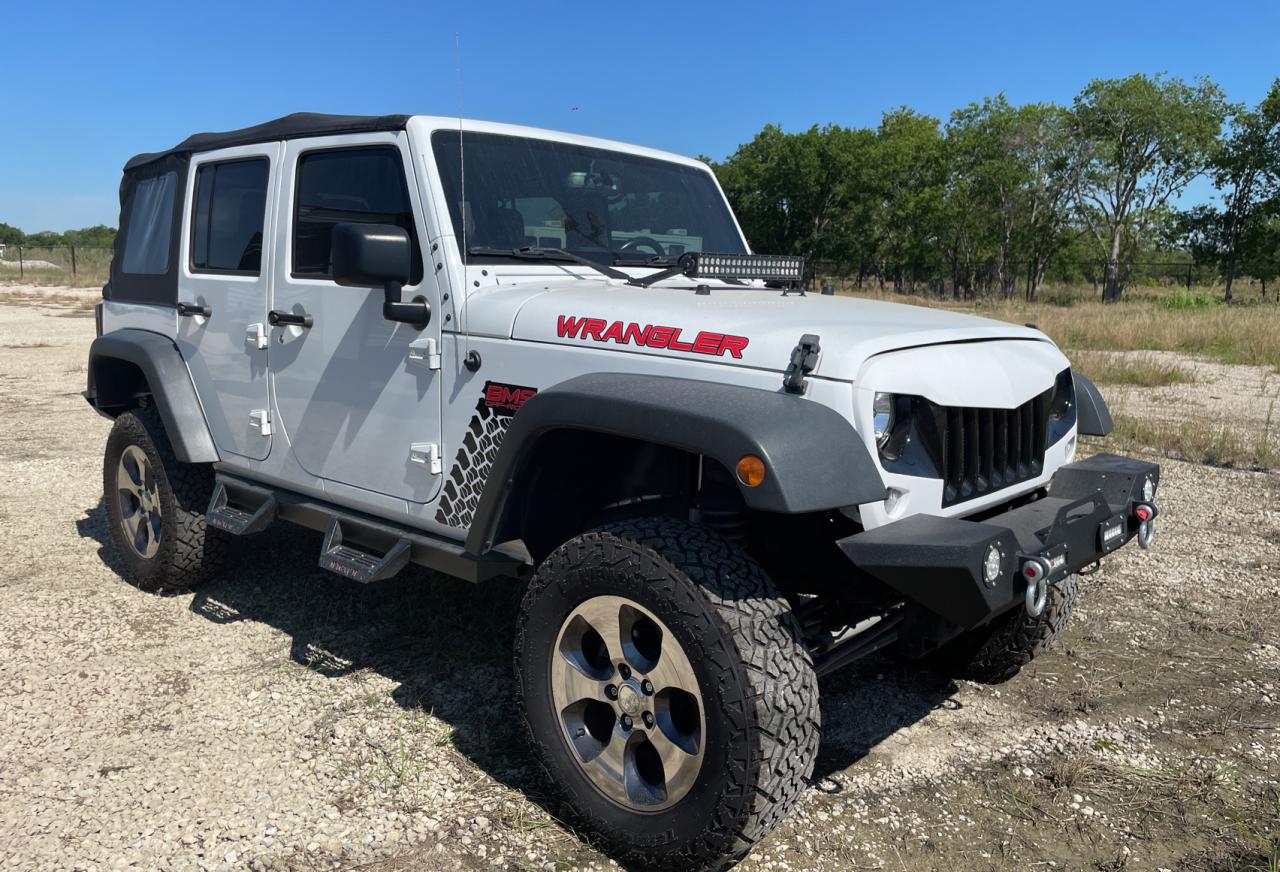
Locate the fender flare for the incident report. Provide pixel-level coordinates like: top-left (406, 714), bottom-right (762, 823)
top-left (86, 329), bottom-right (219, 463)
top-left (1072, 371), bottom-right (1113, 437)
top-left (464, 372), bottom-right (887, 554)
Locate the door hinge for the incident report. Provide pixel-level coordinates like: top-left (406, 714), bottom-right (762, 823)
top-left (245, 323), bottom-right (268, 350)
top-left (249, 409), bottom-right (272, 436)
top-left (407, 336), bottom-right (441, 370)
top-left (408, 442), bottom-right (442, 474)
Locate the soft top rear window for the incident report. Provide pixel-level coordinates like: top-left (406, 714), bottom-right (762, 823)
top-left (120, 171), bottom-right (178, 275)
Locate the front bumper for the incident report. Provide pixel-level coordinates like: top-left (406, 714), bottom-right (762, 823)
top-left (838, 453), bottom-right (1159, 634)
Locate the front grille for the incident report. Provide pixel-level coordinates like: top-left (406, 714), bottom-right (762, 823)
top-left (938, 393), bottom-right (1048, 506)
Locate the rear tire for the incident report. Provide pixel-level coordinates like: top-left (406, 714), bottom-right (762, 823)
top-left (514, 518), bottom-right (819, 871)
top-left (103, 406), bottom-right (225, 592)
top-left (935, 574), bottom-right (1079, 683)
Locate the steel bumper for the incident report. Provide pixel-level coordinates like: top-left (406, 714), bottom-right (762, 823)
top-left (838, 453), bottom-right (1161, 630)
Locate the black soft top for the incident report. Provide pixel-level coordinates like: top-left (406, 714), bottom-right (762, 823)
top-left (124, 112), bottom-right (411, 170)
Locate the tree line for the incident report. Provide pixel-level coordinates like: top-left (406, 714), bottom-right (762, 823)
top-left (0, 223), bottom-right (117, 250)
top-left (710, 74), bottom-right (1280, 303)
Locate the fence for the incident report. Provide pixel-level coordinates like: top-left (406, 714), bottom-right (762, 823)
top-left (811, 259), bottom-right (1280, 301)
top-left (0, 245), bottom-right (113, 288)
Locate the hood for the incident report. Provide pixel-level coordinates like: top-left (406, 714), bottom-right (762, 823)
top-left (473, 279), bottom-right (1051, 381)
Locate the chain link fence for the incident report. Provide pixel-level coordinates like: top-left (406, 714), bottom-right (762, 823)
top-left (0, 245), bottom-right (113, 288)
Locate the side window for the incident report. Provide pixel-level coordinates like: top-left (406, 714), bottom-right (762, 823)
top-left (292, 146), bottom-right (423, 284)
top-left (121, 171), bottom-right (178, 275)
top-left (191, 158), bottom-right (269, 274)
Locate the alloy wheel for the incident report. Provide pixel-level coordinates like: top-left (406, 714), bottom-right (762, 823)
top-left (550, 594), bottom-right (705, 811)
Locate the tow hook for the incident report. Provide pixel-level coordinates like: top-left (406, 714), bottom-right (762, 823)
top-left (1021, 557), bottom-right (1050, 617)
top-left (1134, 502), bottom-right (1158, 551)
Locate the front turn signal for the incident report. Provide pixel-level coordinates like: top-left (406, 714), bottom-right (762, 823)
top-left (736, 455), bottom-right (766, 487)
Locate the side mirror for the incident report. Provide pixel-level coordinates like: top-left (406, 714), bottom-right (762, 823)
top-left (330, 223), bottom-right (430, 326)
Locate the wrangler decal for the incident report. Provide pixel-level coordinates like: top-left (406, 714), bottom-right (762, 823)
top-left (556, 315), bottom-right (749, 359)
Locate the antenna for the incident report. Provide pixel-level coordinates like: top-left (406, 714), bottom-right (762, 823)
top-left (455, 32), bottom-right (479, 370)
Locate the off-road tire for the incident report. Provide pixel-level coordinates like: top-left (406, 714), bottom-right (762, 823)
top-left (938, 574), bottom-right (1079, 683)
top-left (103, 406), bottom-right (225, 592)
top-left (514, 517), bottom-right (820, 871)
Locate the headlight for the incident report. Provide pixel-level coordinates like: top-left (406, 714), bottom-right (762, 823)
top-left (1049, 368), bottom-right (1074, 420)
top-left (873, 392), bottom-right (895, 448)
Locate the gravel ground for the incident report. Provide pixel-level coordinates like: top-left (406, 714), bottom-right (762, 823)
top-left (2, 283), bottom-right (1278, 871)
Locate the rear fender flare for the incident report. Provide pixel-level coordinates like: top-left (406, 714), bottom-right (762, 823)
top-left (464, 372), bottom-right (887, 554)
top-left (87, 329), bottom-right (218, 463)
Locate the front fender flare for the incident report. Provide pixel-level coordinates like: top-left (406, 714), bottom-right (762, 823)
top-left (464, 373), bottom-right (887, 554)
top-left (1072, 371), bottom-right (1113, 437)
top-left (87, 329), bottom-right (219, 463)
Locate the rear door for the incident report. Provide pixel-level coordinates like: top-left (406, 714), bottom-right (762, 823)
top-left (176, 144), bottom-right (280, 461)
top-left (268, 133), bottom-right (444, 504)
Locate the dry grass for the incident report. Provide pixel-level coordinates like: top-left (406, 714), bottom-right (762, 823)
top-left (1072, 351), bottom-right (1194, 387)
top-left (1095, 409), bottom-right (1279, 471)
top-left (841, 286), bottom-right (1280, 372)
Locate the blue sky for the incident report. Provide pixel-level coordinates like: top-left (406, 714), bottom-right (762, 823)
top-left (2, 0), bottom-right (1277, 233)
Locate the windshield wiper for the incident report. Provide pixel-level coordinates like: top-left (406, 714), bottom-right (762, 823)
top-left (467, 246), bottom-right (633, 283)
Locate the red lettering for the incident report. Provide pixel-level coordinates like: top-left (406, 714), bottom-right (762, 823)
top-left (646, 325), bottom-right (674, 349)
top-left (622, 322), bottom-right (651, 346)
top-left (720, 334), bottom-right (749, 359)
top-left (692, 331), bottom-right (723, 355)
top-left (556, 315), bottom-right (584, 338)
top-left (485, 384), bottom-right (506, 405)
top-left (601, 321), bottom-right (625, 344)
top-left (667, 327), bottom-right (694, 353)
top-left (555, 314), bottom-right (749, 359)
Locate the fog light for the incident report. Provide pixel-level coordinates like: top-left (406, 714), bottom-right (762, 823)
top-left (1142, 476), bottom-right (1155, 502)
top-left (982, 543), bottom-right (1003, 588)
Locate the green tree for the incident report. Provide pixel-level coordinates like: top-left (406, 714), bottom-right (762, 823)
top-left (24, 230), bottom-right (63, 247)
top-left (63, 224), bottom-right (117, 248)
top-left (0, 223), bottom-right (24, 246)
top-left (1066, 74), bottom-right (1227, 302)
top-left (1182, 78), bottom-right (1280, 301)
top-left (714, 123), bottom-right (876, 273)
top-left (872, 108), bottom-right (947, 293)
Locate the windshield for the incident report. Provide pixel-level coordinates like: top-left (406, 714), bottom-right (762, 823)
top-left (431, 130), bottom-right (746, 263)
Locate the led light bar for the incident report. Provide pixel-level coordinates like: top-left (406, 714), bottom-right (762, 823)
top-left (684, 252), bottom-right (806, 283)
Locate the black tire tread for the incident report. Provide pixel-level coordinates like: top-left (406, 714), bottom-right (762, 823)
top-left (945, 574), bottom-right (1078, 683)
top-left (514, 517), bottom-right (820, 871)
top-left (103, 406), bottom-right (225, 592)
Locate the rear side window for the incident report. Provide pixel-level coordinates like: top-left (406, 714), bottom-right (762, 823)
top-left (120, 171), bottom-right (178, 275)
top-left (191, 158), bottom-right (270, 274)
top-left (292, 146), bottom-right (423, 283)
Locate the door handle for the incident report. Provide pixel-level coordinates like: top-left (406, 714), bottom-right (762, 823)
top-left (177, 301), bottom-right (212, 318)
top-left (268, 310), bottom-right (314, 328)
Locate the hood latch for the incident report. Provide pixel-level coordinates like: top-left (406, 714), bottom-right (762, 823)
top-left (783, 334), bottom-right (821, 395)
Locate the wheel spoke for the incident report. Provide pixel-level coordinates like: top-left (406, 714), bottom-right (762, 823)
top-left (556, 659), bottom-right (606, 708)
top-left (120, 504), bottom-right (141, 540)
top-left (645, 725), bottom-right (700, 800)
top-left (593, 728), bottom-right (629, 787)
top-left (572, 597), bottom-right (626, 667)
top-left (116, 457), bottom-right (143, 501)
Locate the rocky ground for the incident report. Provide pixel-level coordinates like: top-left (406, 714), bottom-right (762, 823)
top-left (1, 283), bottom-right (1277, 871)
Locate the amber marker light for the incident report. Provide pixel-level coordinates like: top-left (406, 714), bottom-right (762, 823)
top-left (736, 455), bottom-right (766, 487)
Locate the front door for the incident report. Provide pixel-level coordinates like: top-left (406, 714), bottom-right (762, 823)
top-left (268, 134), bottom-right (444, 504)
top-left (176, 144), bottom-right (280, 461)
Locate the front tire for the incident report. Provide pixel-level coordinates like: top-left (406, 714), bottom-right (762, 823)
top-left (935, 574), bottom-right (1079, 683)
top-left (514, 518), bottom-right (819, 871)
top-left (103, 407), bottom-right (224, 592)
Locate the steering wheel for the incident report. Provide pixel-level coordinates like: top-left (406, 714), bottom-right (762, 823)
top-left (619, 236), bottom-right (667, 257)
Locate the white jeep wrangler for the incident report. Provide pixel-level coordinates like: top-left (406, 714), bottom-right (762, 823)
top-left (87, 112), bottom-right (1160, 870)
